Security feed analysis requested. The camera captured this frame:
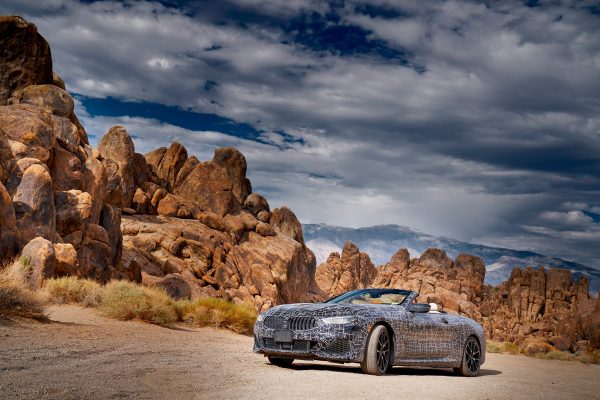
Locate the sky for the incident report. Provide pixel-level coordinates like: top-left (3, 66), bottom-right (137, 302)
top-left (2, 0), bottom-right (600, 268)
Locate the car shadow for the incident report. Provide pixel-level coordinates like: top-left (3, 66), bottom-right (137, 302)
top-left (285, 362), bottom-right (501, 377)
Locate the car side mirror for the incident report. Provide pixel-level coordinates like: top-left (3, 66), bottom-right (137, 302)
top-left (408, 303), bottom-right (431, 313)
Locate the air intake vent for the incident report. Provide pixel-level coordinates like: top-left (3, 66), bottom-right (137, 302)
top-left (263, 316), bottom-right (285, 329)
top-left (288, 316), bottom-right (317, 331)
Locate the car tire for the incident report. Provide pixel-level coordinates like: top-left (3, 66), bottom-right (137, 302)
top-left (268, 356), bottom-right (294, 367)
top-left (361, 325), bottom-right (392, 375)
top-left (454, 336), bottom-right (481, 377)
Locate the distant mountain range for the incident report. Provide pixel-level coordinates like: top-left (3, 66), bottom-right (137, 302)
top-left (303, 223), bottom-right (600, 293)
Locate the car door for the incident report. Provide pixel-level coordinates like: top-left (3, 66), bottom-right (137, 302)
top-left (402, 311), bottom-right (454, 359)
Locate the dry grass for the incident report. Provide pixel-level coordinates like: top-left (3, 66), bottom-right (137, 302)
top-left (98, 281), bottom-right (179, 326)
top-left (0, 259), bottom-right (46, 320)
top-left (41, 276), bottom-right (257, 331)
top-left (578, 350), bottom-right (600, 364)
top-left (487, 340), bottom-right (521, 355)
top-left (176, 297), bottom-right (257, 335)
top-left (535, 350), bottom-right (575, 361)
top-left (43, 277), bottom-right (103, 306)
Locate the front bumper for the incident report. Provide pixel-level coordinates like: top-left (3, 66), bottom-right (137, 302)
top-left (253, 321), bottom-right (366, 363)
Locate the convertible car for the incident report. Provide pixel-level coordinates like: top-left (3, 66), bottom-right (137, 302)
top-left (253, 288), bottom-right (485, 376)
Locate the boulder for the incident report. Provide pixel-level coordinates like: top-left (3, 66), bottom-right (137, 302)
top-left (174, 161), bottom-right (239, 216)
top-left (256, 221), bottom-right (275, 237)
top-left (8, 84), bottom-right (74, 117)
top-left (157, 194), bottom-right (181, 217)
top-left (0, 181), bottom-right (20, 260)
top-left (0, 16), bottom-right (53, 104)
top-left (55, 190), bottom-right (92, 244)
top-left (270, 207), bottom-right (305, 245)
top-left (243, 193), bottom-right (269, 216)
top-left (0, 104), bottom-right (55, 163)
top-left (212, 147), bottom-right (251, 203)
top-left (148, 273), bottom-right (191, 300)
top-left (54, 242), bottom-right (78, 276)
top-left (174, 155), bottom-right (199, 187)
top-left (97, 126), bottom-right (137, 207)
top-left (21, 237), bottom-right (55, 288)
top-left (12, 162), bottom-right (57, 243)
top-left (50, 144), bottom-right (82, 191)
top-left (100, 158), bottom-right (123, 206)
top-left (145, 142), bottom-right (187, 190)
top-left (77, 224), bottom-right (111, 282)
top-left (51, 115), bottom-right (80, 153)
top-left (418, 248), bottom-right (453, 271)
top-left (81, 155), bottom-right (106, 224)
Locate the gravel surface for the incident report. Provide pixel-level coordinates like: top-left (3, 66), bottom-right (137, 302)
top-left (1, 305), bottom-right (599, 400)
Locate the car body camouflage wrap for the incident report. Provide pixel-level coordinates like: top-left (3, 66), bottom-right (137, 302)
top-left (253, 289), bottom-right (486, 368)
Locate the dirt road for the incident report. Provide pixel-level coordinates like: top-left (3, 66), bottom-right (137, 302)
top-left (1, 305), bottom-right (599, 400)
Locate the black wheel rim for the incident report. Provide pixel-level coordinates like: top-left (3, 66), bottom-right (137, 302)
top-left (465, 339), bottom-right (480, 374)
top-left (376, 329), bottom-right (390, 373)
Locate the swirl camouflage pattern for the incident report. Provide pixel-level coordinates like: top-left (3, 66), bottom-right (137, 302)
top-left (253, 288), bottom-right (486, 375)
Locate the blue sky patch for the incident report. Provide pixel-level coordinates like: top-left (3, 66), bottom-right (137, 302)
top-left (79, 96), bottom-right (303, 149)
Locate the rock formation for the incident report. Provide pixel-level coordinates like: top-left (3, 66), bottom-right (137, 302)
top-left (315, 241), bottom-right (377, 298)
top-left (315, 242), bottom-right (600, 351)
top-left (479, 267), bottom-right (600, 352)
top-left (0, 16), bottom-right (320, 312)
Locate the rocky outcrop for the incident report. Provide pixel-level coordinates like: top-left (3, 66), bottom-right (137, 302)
top-left (317, 242), bottom-right (600, 349)
top-left (480, 267), bottom-right (599, 352)
top-left (0, 16), bottom-right (53, 104)
top-left (369, 248), bottom-right (485, 318)
top-left (0, 16), bottom-right (121, 283)
top-left (315, 241), bottom-right (377, 298)
top-left (121, 212), bottom-right (319, 311)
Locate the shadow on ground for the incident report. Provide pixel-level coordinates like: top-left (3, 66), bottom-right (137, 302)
top-left (274, 361), bottom-right (502, 377)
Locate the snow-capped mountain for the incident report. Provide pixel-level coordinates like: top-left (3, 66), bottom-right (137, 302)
top-left (303, 223), bottom-right (600, 292)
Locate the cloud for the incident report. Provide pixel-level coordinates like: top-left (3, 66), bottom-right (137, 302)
top-left (2, 0), bottom-right (600, 267)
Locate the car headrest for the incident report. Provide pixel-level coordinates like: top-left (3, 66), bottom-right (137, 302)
top-left (428, 303), bottom-right (441, 313)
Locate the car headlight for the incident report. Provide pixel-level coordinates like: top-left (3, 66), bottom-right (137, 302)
top-left (320, 316), bottom-right (354, 325)
top-left (256, 313), bottom-right (265, 322)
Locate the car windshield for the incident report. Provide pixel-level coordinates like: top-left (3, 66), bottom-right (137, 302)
top-left (325, 289), bottom-right (410, 305)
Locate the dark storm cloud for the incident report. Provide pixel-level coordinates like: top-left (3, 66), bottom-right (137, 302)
top-left (2, 0), bottom-right (599, 266)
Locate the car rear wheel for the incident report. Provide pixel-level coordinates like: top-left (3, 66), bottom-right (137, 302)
top-left (361, 325), bottom-right (391, 375)
top-left (268, 356), bottom-right (294, 367)
top-left (454, 336), bottom-right (481, 377)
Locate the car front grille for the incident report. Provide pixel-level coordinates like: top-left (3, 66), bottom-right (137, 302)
top-left (263, 316), bottom-right (285, 329)
top-left (262, 338), bottom-right (317, 352)
top-left (288, 316), bottom-right (317, 330)
top-left (263, 316), bottom-right (317, 330)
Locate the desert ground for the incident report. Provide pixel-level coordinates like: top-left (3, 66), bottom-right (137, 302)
top-left (1, 306), bottom-right (599, 400)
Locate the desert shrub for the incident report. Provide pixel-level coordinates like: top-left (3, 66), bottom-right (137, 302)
top-left (98, 280), bottom-right (178, 326)
top-left (503, 341), bottom-right (521, 355)
top-left (578, 350), bottom-right (600, 364)
top-left (43, 277), bottom-right (103, 306)
top-left (0, 259), bottom-right (46, 319)
top-left (536, 350), bottom-right (575, 361)
top-left (485, 340), bottom-right (521, 355)
top-left (486, 340), bottom-right (503, 353)
top-left (177, 297), bottom-right (257, 335)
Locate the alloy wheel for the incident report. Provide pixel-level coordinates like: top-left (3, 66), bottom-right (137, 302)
top-left (376, 329), bottom-right (390, 373)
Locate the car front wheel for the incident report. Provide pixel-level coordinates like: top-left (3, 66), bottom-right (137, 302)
top-left (454, 336), bottom-right (481, 377)
top-left (361, 325), bottom-right (391, 375)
